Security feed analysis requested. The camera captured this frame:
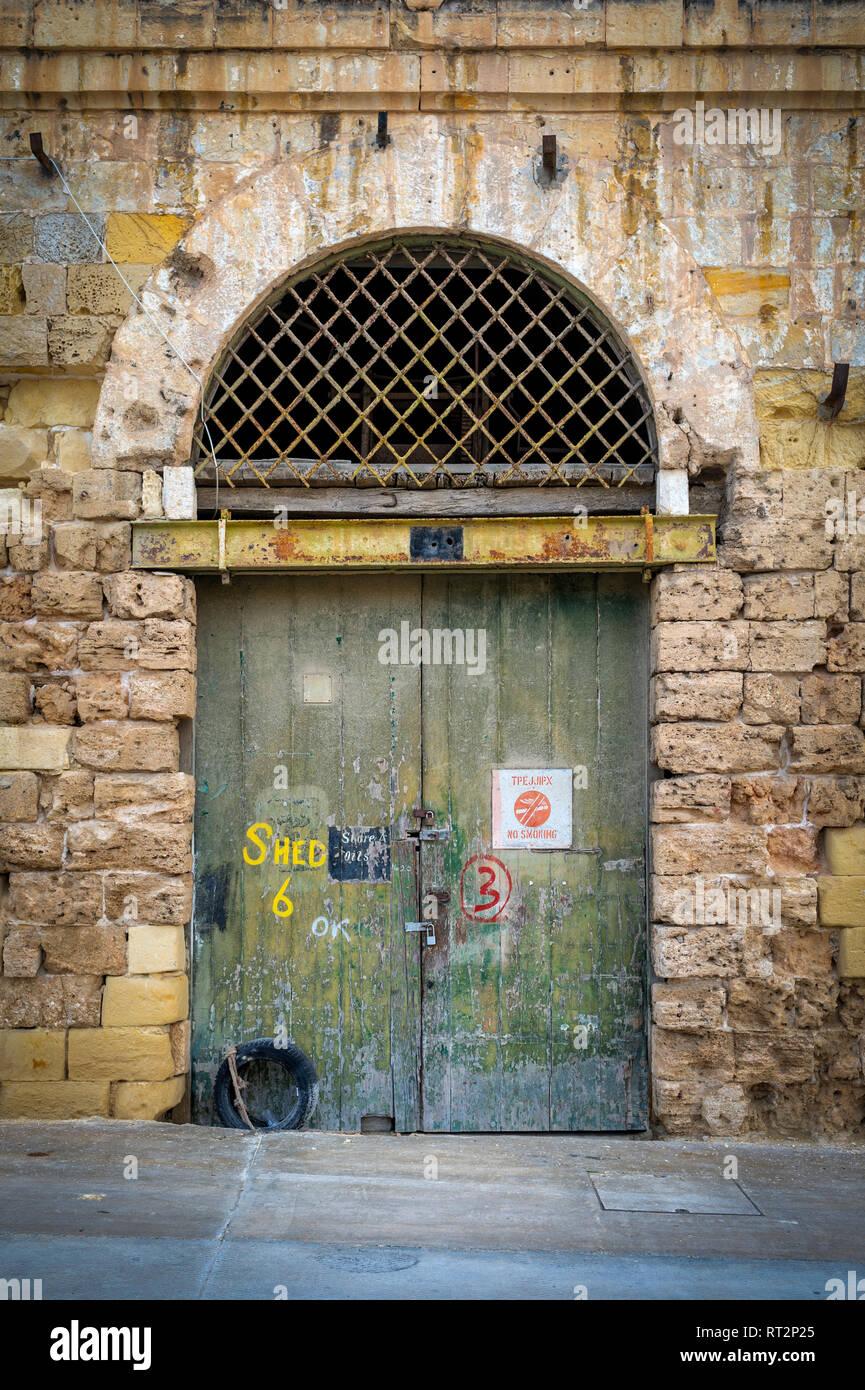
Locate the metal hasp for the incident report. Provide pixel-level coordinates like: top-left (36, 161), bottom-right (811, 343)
top-left (132, 514), bottom-right (716, 572)
top-left (405, 921), bottom-right (437, 946)
top-left (819, 363), bottom-right (850, 420)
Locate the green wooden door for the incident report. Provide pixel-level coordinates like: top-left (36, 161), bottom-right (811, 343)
top-left (192, 572), bottom-right (647, 1131)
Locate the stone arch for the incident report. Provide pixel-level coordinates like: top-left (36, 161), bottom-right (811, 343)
top-left (93, 128), bottom-right (759, 478)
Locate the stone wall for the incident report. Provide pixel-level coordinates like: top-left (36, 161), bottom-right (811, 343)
top-left (0, 0), bottom-right (863, 1134)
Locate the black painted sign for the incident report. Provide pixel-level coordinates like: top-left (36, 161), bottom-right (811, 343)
top-left (327, 826), bottom-right (391, 883)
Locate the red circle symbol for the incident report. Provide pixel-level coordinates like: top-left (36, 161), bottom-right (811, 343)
top-left (513, 790), bottom-right (551, 827)
top-left (460, 855), bottom-right (512, 923)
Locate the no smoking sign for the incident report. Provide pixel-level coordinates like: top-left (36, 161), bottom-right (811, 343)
top-left (491, 768), bottom-right (573, 850)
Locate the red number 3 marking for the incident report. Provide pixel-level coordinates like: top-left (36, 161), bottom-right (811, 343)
top-left (477, 865), bottom-right (500, 910)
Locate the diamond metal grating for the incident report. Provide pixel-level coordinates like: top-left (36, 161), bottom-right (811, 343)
top-left (193, 237), bottom-right (657, 489)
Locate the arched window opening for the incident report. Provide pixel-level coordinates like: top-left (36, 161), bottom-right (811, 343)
top-left (193, 236), bottom-right (656, 490)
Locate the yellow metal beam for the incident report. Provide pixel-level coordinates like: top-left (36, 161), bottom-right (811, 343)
top-left (132, 514), bottom-right (715, 571)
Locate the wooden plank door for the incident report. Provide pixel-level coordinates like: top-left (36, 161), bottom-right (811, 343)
top-left (192, 574), bottom-right (422, 1129)
top-left (418, 573), bottom-right (647, 1131)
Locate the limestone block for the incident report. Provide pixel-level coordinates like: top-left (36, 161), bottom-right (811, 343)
top-left (48, 316), bottom-right (114, 369)
top-left (102, 973), bottom-right (188, 1027)
top-left (67, 263), bottom-right (135, 315)
top-left (40, 924), bottom-right (126, 976)
top-left (652, 621), bottom-right (749, 672)
top-left (73, 469), bottom-right (140, 521)
top-left (0, 316), bottom-right (48, 368)
top-left (5, 378), bottom-right (100, 428)
top-left (39, 770), bottom-right (94, 822)
top-left (804, 776), bottom-right (865, 828)
top-left (742, 573), bottom-right (813, 621)
top-left (8, 871), bottom-right (102, 925)
top-left (734, 1032), bottom-right (814, 1085)
top-left (76, 673), bottom-right (128, 722)
top-left (651, 672), bottom-right (742, 721)
top-left (652, 569), bottom-right (743, 622)
top-left (31, 571), bottom-right (104, 620)
top-left (64, 821), bottom-right (192, 873)
top-left (68, 1026), bottom-right (174, 1081)
top-left (814, 571), bottom-right (849, 623)
top-left (73, 722), bottom-right (179, 773)
top-left (53, 430), bottom-right (92, 474)
top-left (838, 926), bottom-right (865, 978)
top-left (767, 826), bottom-right (819, 874)
top-left (0, 726), bottom-right (71, 770)
top-left (0, 772), bottom-right (39, 821)
top-left (748, 621), bottom-right (826, 672)
top-left (111, 1074), bottom-right (185, 1120)
top-left (652, 824), bottom-right (768, 876)
top-left (650, 775), bottom-right (731, 824)
top-left (0, 975), bottom-right (102, 1028)
top-left (652, 1027), bottom-right (735, 1082)
top-left (93, 772), bottom-right (194, 823)
top-left (0, 1081), bottom-right (110, 1119)
top-left (141, 468), bottom-right (163, 518)
top-left (162, 466), bottom-right (196, 520)
top-left (651, 983), bottom-right (725, 1033)
top-left (651, 722), bottom-right (784, 774)
top-left (52, 521), bottom-right (97, 569)
top-left (78, 618), bottom-right (195, 672)
top-left (95, 523), bottom-right (132, 572)
top-left (0, 622), bottom-right (77, 672)
top-left (0, 576), bottom-right (33, 621)
top-left (103, 572), bottom-right (194, 621)
top-left (824, 825), bottom-right (865, 875)
top-left (103, 872), bottom-right (192, 925)
top-left (0, 424), bottom-right (49, 480)
top-left (21, 262), bottom-right (66, 316)
top-left (742, 673), bottom-right (800, 725)
top-left (818, 875), bottom-right (865, 927)
top-left (0, 674), bottom-right (31, 723)
top-left (127, 924), bottom-right (186, 975)
top-left (0, 823), bottom-right (64, 870)
top-left (169, 1019), bottom-right (190, 1073)
top-left (34, 213), bottom-right (106, 264)
top-left (128, 670), bottom-right (196, 720)
top-left (827, 625), bottom-right (865, 671)
top-left (2, 928), bottom-right (41, 977)
top-left (788, 726), bottom-right (865, 773)
top-left (106, 213), bottom-right (189, 264)
top-left (801, 673), bottom-right (861, 724)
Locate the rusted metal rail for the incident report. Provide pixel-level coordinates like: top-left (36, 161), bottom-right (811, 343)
top-left (132, 514), bottom-right (715, 571)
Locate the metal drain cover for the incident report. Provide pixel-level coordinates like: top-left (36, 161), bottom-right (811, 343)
top-left (589, 1172), bottom-right (761, 1216)
top-left (319, 1247), bottom-right (420, 1273)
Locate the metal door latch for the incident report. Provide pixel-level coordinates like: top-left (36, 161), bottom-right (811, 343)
top-left (405, 921), bottom-right (436, 946)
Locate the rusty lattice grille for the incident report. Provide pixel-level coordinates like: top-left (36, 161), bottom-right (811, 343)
top-left (193, 238), bottom-right (656, 488)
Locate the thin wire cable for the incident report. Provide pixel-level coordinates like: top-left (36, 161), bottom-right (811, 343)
top-left (49, 159), bottom-right (220, 514)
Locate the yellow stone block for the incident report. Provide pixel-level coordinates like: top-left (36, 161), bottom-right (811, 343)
top-left (0, 1080), bottom-right (109, 1119)
top-left (5, 379), bottom-right (101, 430)
top-left (102, 973), bottom-right (188, 1027)
top-left (68, 1026), bottom-right (174, 1081)
top-left (839, 925), bottom-right (865, 978)
top-left (818, 875), bottom-right (865, 927)
top-left (824, 826), bottom-right (865, 875)
top-left (0, 1028), bottom-right (66, 1081)
top-left (0, 727), bottom-right (71, 771)
top-left (112, 1075), bottom-right (185, 1120)
top-left (759, 419), bottom-right (827, 470)
top-left (127, 925), bottom-right (186, 975)
top-left (105, 214), bottom-right (190, 265)
top-left (754, 369), bottom-right (865, 424)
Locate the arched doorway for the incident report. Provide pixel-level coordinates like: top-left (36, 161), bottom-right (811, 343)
top-left (190, 234), bottom-right (652, 1132)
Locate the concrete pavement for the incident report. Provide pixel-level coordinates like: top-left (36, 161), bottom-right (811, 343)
top-left (1, 1122), bottom-right (863, 1299)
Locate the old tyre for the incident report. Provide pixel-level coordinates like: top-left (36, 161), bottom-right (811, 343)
top-left (213, 1037), bottom-right (319, 1131)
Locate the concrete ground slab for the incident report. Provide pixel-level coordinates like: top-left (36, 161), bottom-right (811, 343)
top-left (1, 1122), bottom-right (864, 1300)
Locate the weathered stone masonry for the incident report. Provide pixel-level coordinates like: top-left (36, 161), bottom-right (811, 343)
top-left (0, 0), bottom-right (863, 1135)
